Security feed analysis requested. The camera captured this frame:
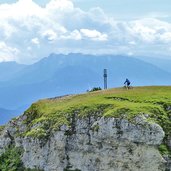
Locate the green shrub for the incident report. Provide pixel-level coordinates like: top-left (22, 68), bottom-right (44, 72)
top-left (158, 144), bottom-right (171, 157)
top-left (0, 146), bottom-right (43, 171)
top-left (88, 87), bottom-right (102, 92)
top-left (0, 125), bottom-right (5, 134)
top-left (0, 146), bottom-right (24, 171)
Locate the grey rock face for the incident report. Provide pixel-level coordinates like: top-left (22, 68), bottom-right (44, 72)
top-left (0, 115), bottom-right (167, 171)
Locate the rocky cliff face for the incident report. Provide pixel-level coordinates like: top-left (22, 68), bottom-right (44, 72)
top-left (0, 115), bottom-right (168, 171)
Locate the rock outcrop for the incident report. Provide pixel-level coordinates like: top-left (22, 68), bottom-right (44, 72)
top-left (0, 115), bottom-right (167, 171)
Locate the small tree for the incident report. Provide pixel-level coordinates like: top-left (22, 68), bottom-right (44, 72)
top-left (88, 87), bottom-right (102, 92)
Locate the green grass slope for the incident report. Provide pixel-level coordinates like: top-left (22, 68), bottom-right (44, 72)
top-left (21, 86), bottom-right (171, 141)
top-left (1, 87), bottom-right (171, 171)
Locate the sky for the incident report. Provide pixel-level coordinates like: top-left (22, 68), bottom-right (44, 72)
top-left (0, 0), bottom-right (171, 64)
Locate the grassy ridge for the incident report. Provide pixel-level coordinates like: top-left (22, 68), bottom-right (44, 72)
top-left (21, 86), bottom-right (171, 140)
top-left (1, 87), bottom-right (170, 171)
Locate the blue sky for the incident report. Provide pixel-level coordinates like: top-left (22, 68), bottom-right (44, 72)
top-left (74, 0), bottom-right (171, 18)
top-left (0, 0), bottom-right (171, 63)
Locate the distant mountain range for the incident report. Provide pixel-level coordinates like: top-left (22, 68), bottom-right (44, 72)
top-left (0, 106), bottom-right (27, 125)
top-left (140, 56), bottom-right (171, 74)
top-left (0, 53), bottom-right (171, 125)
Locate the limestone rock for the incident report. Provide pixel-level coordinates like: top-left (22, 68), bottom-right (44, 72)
top-left (0, 115), bottom-right (167, 171)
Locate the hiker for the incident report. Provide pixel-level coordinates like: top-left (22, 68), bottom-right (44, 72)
top-left (124, 78), bottom-right (131, 89)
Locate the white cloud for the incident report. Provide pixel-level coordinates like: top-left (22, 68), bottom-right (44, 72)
top-left (0, 0), bottom-right (44, 20)
top-left (132, 22), bottom-right (156, 42)
top-left (42, 30), bottom-right (58, 42)
top-left (160, 32), bottom-right (171, 42)
top-left (61, 30), bottom-right (82, 40)
top-left (0, 42), bottom-right (19, 62)
top-left (80, 29), bottom-right (108, 41)
top-left (129, 41), bottom-right (136, 45)
top-left (46, 0), bottom-right (74, 11)
top-left (31, 38), bottom-right (40, 45)
top-left (129, 18), bottom-right (171, 43)
top-left (0, 0), bottom-right (171, 63)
